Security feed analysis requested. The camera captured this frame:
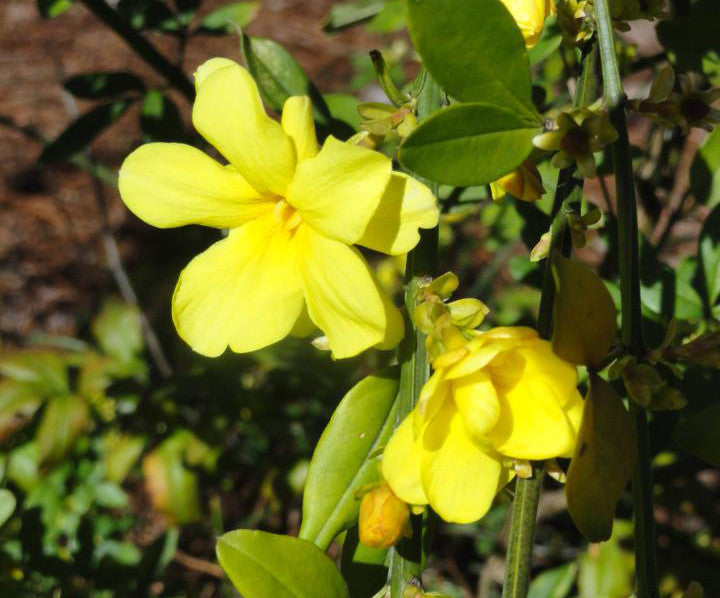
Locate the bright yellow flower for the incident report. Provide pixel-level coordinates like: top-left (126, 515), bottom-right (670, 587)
top-left (499, 0), bottom-right (556, 47)
top-left (382, 327), bottom-right (583, 524)
top-left (119, 59), bottom-right (438, 359)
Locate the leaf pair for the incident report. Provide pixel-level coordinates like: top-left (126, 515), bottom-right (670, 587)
top-left (399, 0), bottom-right (544, 185)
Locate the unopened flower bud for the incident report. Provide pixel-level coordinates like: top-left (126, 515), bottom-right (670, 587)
top-left (359, 482), bottom-right (410, 549)
top-left (491, 161), bottom-right (544, 202)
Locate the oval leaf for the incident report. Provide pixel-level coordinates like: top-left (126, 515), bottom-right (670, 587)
top-left (199, 1), bottom-right (259, 33)
top-left (399, 103), bottom-right (541, 186)
top-left (64, 71), bottom-right (146, 99)
top-left (0, 489), bottom-right (16, 527)
top-left (406, 0), bottom-right (536, 115)
top-left (673, 402), bottom-right (720, 466)
top-left (299, 366), bottom-right (399, 550)
top-left (551, 253), bottom-right (618, 368)
top-left (37, 394), bottom-right (91, 463)
top-left (217, 530), bottom-right (350, 598)
top-left (566, 375), bottom-right (636, 542)
top-left (39, 100), bottom-right (132, 164)
top-left (242, 36), bottom-right (331, 124)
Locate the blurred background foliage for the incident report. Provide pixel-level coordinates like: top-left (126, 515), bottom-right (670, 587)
top-left (1, 0), bottom-right (720, 597)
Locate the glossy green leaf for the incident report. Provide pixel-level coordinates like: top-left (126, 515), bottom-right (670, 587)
top-left (37, 0), bottom-right (73, 18)
top-left (199, 1), bottom-right (259, 33)
top-left (566, 375), bottom-right (636, 542)
top-left (528, 562), bottom-right (577, 598)
top-left (299, 366), bottom-right (399, 550)
top-left (340, 527), bottom-right (388, 598)
top-left (699, 204), bottom-right (720, 309)
top-left (242, 36), bottom-right (331, 124)
top-left (64, 71), bottom-right (146, 99)
top-left (6, 443), bottom-right (40, 493)
top-left (37, 394), bottom-right (90, 463)
top-left (551, 253), bottom-right (618, 368)
top-left (406, 0), bottom-right (536, 115)
top-left (140, 89), bottom-right (185, 141)
top-left (217, 529), bottom-right (350, 598)
top-left (0, 489), bottom-right (16, 527)
top-left (324, 0), bottom-right (386, 31)
top-left (92, 298), bottom-right (143, 363)
top-left (367, 0), bottom-right (405, 33)
top-left (399, 103), bottom-right (541, 186)
top-left (324, 93), bottom-right (361, 131)
top-left (39, 100), bottom-right (132, 164)
top-left (674, 402), bottom-right (720, 466)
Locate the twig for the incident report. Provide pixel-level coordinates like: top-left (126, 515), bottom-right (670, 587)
top-left (174, 550), bottom-right (225, 579)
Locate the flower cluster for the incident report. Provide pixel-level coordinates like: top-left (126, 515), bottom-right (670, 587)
top-left (119, 58), bottom-right (439, 359)
top-left (382, 326), bottom-right (583, 523)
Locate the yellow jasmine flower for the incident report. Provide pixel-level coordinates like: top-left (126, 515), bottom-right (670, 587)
top-left (382, 327), bottom-right (583, 524)
top-left (490, 160), bottom-right (544, 202)
top-left (499, 0), bottom-right (556, 47)
top-left (119, 58), bottom-right (438, 359)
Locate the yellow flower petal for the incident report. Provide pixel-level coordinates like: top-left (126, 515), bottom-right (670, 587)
top-left (172, 216), bottom-right (304, 357)
top-left (192, 60), bottom-right (296, 196)
top-left (194, 57), bottom-right (236, 89)
top-left (294, 225), bottom-right (402, 358)
top-left (414, 369), bottom-right (451, 437)
top-left (287, 136), bottom-right (392, 245)
top-left (281, 96), bottom-right (319, 162)
top-left (489, 376), bottom-right (579, 460)
top-left (358, 172), bottom-right (439, 256)
top-left (515, 339), bottom-right (579, 406)
top-left (452, 370), bottom-right (500, 442)
top-left (421, 402), bottom-right (507, 524)
top-left (382, 414), bottom-right (428, 506)
top-left (119, 143), bottom-right (271, 229)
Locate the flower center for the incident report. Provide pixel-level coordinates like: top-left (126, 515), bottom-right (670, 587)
top-left (680, 96), bottom-right (710, 123)
top-left (560, 127), bottom-right (590, 157)
top-left (273, 199), bottom-right (303, 231)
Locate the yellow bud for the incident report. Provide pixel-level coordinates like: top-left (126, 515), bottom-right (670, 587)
top-left (423, 272), bottom-right (459, 300)
top-left (491, 161), bottom-right (544, 201)
top-left (447, 298), bottom-right (489, 329)
top-left (358, 482), bottom-right (410, 549)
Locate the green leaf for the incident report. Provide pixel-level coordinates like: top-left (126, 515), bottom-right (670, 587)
top-left (39, 100), bottom-right (132, 164)
top-left (528, 562), bottom-right (577, 598)
top-left (528, 17), bottom-right (562, 66)
top-left (674, 402), bottom-right (720, 466)
top-left (6, 443), bottom-right (40, 493)
top-left (341, 527), bottom-right (388, 598)
top-left (324, 0), bottom-right (386, 31)
top-left (690, 127), bottom-right (720, 207)
top-left (566, 375), bottom-right (636, 542)
top-left (699, 204), bottom-right (720, 309)
top-left (37, 0), bottom-right (73, 18)
top-left (242, 36), bottom-right (331, 124)
top-left (37, 394), bottom-right (90, 463)
top-left (324, 93), bottom-right (362, 131)
top-left (102, 432), bottom-right (146, 483)
top-left (406, 0), bottom-right (536, 115)
top-left (299, 366), bottom-right (400, 550)
top-left (92, 298), bottom-right (143, 363)
top-left (0, 350), bottom-right (68, 395)
top-left (64, 71), bottom-right (146, 99)
top-left (398, 103), bottom-right (541, 186)
top-left (0, 380), bottom-right (43, 443)
top-left (657, 2), bottom-right (720, 85)
top-left (367, 0), bottom-right (405, 33)
top-left (578, 530), bottom-right (634, 598)
top-left (0, 489), bottom-right (16, 527)
top-left (140, 89), bottom-right (186, 141)
top-left (217, 530), bottom-right (350, 598)
top-left (199, 1), bottom-right (259, 33)
top-left (94, 481), bottom-right (129, 509)
top-left (551, 253), bottom-right (618, 368)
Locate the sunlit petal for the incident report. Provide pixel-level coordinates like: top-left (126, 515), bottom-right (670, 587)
top-left (119, 143), bottom-right (271, 228)
top-left (172, 216), bottom-right (304, 357)
top-left (382, 414), bottom-right (428, 506)
top-left (287, 136), bottom-right (392, 245)
top-left (281, 96), bottom-right (318, 162)
top-left (358, 172), bottom-right (439, 255)
top-left (192, 60), bottom-right (296, 196)
top-left (295, 225), bottom-right (402, 358)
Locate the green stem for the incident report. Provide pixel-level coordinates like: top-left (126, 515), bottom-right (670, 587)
top-left (594, 1), bottom-right (658, 596)
top-left (501, 41), bottom-right (599, 598)
top-left (78, 0), bottom-right (195, 101)
top-left (389, 71), bottom-right (442, 598)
